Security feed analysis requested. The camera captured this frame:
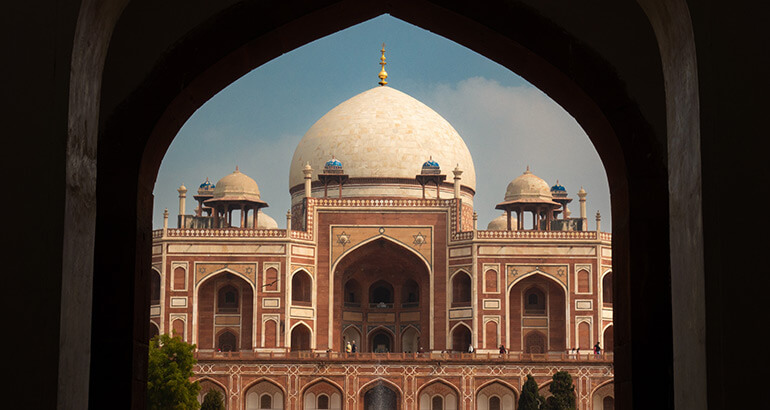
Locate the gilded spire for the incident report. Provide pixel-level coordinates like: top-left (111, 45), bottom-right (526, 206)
top-left (378, 43), bottom-right (388, 86)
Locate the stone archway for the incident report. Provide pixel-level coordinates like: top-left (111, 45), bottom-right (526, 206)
top-left (333, 238), bottom-right (430, 352)
top-left (290, 323), bottom-right (312, 351)
top-left (509, 274), bottom-right (566, 353)
top-left (67, 1), bottom-right (704, 408)
top-left (362, 380), bottom-right (400, 410)
top-left (197, 271), bottom-right (254, 351)
top-left (369, 328), bottom-right (395, 353)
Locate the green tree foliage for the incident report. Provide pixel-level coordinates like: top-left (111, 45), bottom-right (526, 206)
top-left (518, 374), bottom-right (545, 410)
top-left (201, 389), bottom-right (225, 410)
top-left (543, 371), bottom-right (577, 410)
top-left (148, 334), bottom-right (201, 410)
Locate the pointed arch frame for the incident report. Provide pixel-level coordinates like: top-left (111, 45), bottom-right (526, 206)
top-left (506, 271), bottom-right (570, 352)
top-left (330, 235), bottom-right (433, 350)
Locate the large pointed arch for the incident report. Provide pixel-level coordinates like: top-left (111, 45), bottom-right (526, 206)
top-left (331, 236), bottom-right (432, 351)
top-left (194, 377), bottom-right (229, 408)
top-left (195, 267), bottom-right (257, 293)
top-left (508, 269), bottom-right (568, 294)
top-left (358, 377), bottom-right (405, 399)
top-left (507, 272), bottom-right (568, 353)
top-left (475, 379), bottom-right (520, 397)
top-left (331, 234), bottom-right (432, 274)
top-left (300, 377), bottom-right (345, 396)
top-left (70, 1), bottom-right (699, 408)
top-left (193, 269), bottom-right (256, 350)
top-left (243, 377), bottom-right (286, 410)
top-left (475, 379), bottom-right (519, 410)
top-left (416, 378), bottom-right (462, 398)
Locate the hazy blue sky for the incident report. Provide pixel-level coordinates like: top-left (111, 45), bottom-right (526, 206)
top-left (153, 15), bottom-right (610, 231)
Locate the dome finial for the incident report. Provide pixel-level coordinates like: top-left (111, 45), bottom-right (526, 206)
top-left (378, 43), bottom-right (388, 86)
top-left (235, 165), bottom-right (240, 172)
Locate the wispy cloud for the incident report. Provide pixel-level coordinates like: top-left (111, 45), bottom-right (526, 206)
top-left (423, 77), bottom-right (610, 229)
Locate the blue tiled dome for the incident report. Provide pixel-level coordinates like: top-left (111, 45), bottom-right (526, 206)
top-left (551, 181), bottom-right (566, 192)
top-left (198, 177), bottom-right (215, 195)
top-left (422, 159), bottom-right (440, 168)
top-left (325, 157), bottom-right (343, 168)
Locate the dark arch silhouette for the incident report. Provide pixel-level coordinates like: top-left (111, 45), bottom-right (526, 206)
top-left (290, 323), bottom-right (312, 351)
top-left (66, 1), bottom-right (711, 408)
top-left (363, 381), bottom-right (399, 410)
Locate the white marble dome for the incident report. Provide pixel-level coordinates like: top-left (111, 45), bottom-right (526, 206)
top-left (487, 212), bottom-right (517, 230)
top-left (504, 168), bottom-right (553, 203)
top-left (212, 167), bottom-right (262, 202)
top-left (289, 86), bottom-right (476, 191)
top-left (247, 210), bottom-right (278, 229)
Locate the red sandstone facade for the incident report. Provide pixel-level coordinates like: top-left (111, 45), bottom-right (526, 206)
top-left (150, 80), bottom-right (613, 409)
top-left (150, 197), bottom-right (614, 409)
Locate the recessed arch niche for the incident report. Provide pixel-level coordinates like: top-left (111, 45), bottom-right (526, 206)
top-left (333, 238), bottom-right (430, 352)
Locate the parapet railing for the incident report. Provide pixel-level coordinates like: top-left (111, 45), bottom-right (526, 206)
top-left (311, 198), bottom-right (456, 208)
top-left (476, 230), bottom-right (609, 240)
top-left (153, 228), bottom-right (287, 238)
top-left (152, 228), bottom-right (611, 242)
top-left (194, 350), bottom-right (614, 363)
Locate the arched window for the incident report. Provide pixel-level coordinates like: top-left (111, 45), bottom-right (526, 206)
top-left (370, 329), bottom-right (393, 353)
top-left (477, 383), bottom-right (516, 410)
top-left (452, 272), bottom-right (471, 306)
top-left (604, 325), bottom-right (614, 352)
top-left (217, 284), bottom-right (239, 313)
top-left (401, 327), bottom-right (419, 353)
top-left (245, 381), bottom-right (283, 410)
top-left (524, 287), bottom-right (546, 315)
top-left (291, 271), bottom-right (312, 304)
top-left (451, 324), bottom-right (471, 352)
top-left (344, 279), bottom-right (361, 306)
top-left (401, 279), bottom-right (420, 307)
top-left (290, 324), bottom-right (311, 351)
top-left (317, 394), bottom-right (329, 409)
top-left (342, 326), bottom-right (362, 351)
top-left (218, 330), bottom-right (237, 352)
top-left (603, 396), bottom-right (614, 410)
top-left (369, 280), bottom-right (394, 307)
top-left (603, 272), bottom-right (613, 306)
top-left (150, 270), bottom-right (161, 305)
top-left (432, 395), bottom-right (443, 410)
top-left (489, 396), bottom-right (501, 410)
top-left (260, 393), bottom-right (272, 409)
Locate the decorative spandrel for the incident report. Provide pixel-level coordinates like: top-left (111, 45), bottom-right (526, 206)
top-left (506, 264), bottom-right (569, 288)
top-left (195, 262), bottom-right (257, 285)
top-left (330, 226), bottom-right (433, 268)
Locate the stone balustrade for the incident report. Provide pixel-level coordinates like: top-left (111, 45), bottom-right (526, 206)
top-left (194, 350), bottom-right (614, 364)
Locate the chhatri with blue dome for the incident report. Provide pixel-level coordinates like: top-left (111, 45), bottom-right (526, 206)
top-left (319, 155), bottom-right (349, 198)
